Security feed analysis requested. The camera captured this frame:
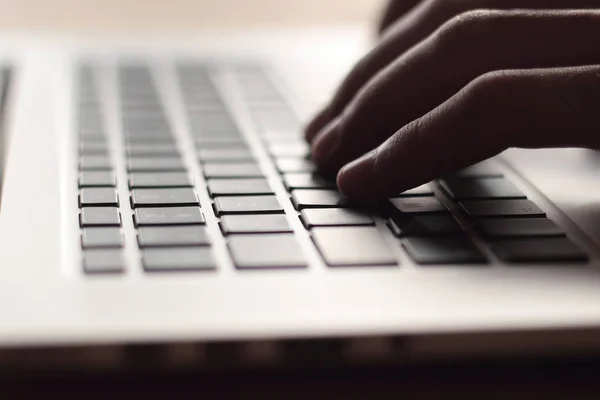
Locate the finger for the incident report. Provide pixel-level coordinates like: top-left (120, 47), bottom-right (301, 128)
top-left (311, 9), bottom-right (600, 174)
top-left (337, 65), bottom-right (600, 202)
top-left (378, 0), bottom-right (423, 35)
top-left (305, 0), bottom-right (600, 142)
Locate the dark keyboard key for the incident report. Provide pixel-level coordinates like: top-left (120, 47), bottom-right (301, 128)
top-left (393, 184), bottom-right (434, 198)
top-left (491, 238), bottom-right (588, 263)
top-left (134, 207), bottom-right (205, 226)
top-left (80, 208), bottom-right (121, 227)
top-left (126, 143), bottom-right (180, 157)
top-left (275, 157), bottom-right (317, 173)
top-left (461, 199), bottom-right (545, 218)
top-left (268, 142), bottom-right (310, 157)
top-left (131, 188), bottom-right (199, 208)
top-left (79, 188), bottom-right (119, 207)
top-left (142, 248), bottom-right (216, 272)
top-left (477, 218), bottom-right (564, 238)
top-left (228, 234), bottom-right (306, 269)
top-left (79, 156), bottom-right (112, 171)
top-left (195, 136), bottom-right (245, 147)
top-left (129, 172), bottom-right (192, 188)
top-left (203, 162), bottom-right (264, 178)
top-left (198, 148), bottom-right (254, 162)
top-left (207, 179), bottom-right (273, 196)
top-left (312, 227), bottom-right (397, 266)
top-left (441, 178), bottom-right (525, 200)
top-left (389, 214), bottom-right (464, 237)
top-left (78, 172), bottom-right (116, 187)
top-left (127, 157), bottom-right (186, 172)
top-left (403, 237), bottom-right (487, 265)
top-left (125, 135), bottom-right (175, 144)
top-left (214, 195), bottom-right (284, 215)
top-left (300, 209), bottom-right (374, 229)
top-left (389, 197), bottom-right (447, 214)
top-left (451, 160), bottom-right (504, 179)
top-left (291, 190), bottom-right (349, 210)
top-left (138, 226), bottom-right (211, 247)
top-left (283, 173), bottom-right (337, 191)
top-left (79, 142), bottom-right (108, 155)
top-left (220, 214), bottom-right (292, 234)
top-left (81, 228), bottom-right (124, 248)
top-left (83, 249), bottom-right (124, 274)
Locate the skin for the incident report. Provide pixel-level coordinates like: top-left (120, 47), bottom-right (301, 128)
top-left (305, 1), bottom-right (600, 202)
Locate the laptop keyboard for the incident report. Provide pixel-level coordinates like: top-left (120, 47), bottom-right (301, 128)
top-left (76, 63), bottom-right (589, 274)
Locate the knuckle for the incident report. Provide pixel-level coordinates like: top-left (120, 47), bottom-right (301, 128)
top-left (460, 70), bottom-right (519, 147)
top-left (435, 9), bottom-right (497, 50)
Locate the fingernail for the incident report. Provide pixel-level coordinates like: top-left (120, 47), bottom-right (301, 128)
top-left (305, 106), bottom-right (331, 142)
top-left (312, 119), bottom-right (341, 164)
top-left (337, 151), bottom-right (376, 202)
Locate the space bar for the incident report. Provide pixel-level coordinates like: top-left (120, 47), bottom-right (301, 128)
top-left (312, 227), bottom-right (397, 267)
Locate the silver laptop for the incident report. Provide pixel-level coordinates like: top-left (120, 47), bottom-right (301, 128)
top-left (0, 28), bottom-right (600, 371)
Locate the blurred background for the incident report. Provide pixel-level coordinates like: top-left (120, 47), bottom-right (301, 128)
top-left (0, 0), bottom-right (384, 31)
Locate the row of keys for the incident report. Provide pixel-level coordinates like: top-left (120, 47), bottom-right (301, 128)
top-left (77, 67), bottom-right (125, 275)
top-left (384, 166), bottom-right (588, 264)
top-left (119, 66), bottom-right (215, 273)
top-left (180, 66), bottom-right (308, 269)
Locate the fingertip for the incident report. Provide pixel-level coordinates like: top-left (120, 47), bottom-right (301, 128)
top-left (304, 106), bottom-right (332, 143)
top-left (336, 151), bottom-right (377, 203)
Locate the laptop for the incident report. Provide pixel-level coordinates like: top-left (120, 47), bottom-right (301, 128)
top-left (0, 27), bottom-right (600, 372)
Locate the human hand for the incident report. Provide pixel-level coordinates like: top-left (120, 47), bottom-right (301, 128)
top-left (306, 1), bottom-right (600, 202)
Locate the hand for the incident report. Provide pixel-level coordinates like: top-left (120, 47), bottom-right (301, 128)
top-left (305, 1), bottom-right (600, 203)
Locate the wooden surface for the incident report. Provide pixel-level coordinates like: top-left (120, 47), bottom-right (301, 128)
top-left (0, 0), bottom-right (384, 31)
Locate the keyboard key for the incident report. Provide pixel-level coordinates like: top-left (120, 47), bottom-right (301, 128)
top-left (291, 190), bottom-right (349, 210)
top-left (403, 237), bottom-right (487, 265)
top-left (389, 214), bottom-right (463, 237)
top-left (126, 143), bottom-right (180, 156)
top-left (125, 135), bottom-right (175, 144)
top-left (138, 226), bottom-right (211, 247)
top-left (195, 136), bottom-right (245, 147)
top-left (491, 238), bottom-right (588, 263)
top-left (440, 178), bottom-right (525, 200)
top-left (198, 148), bottom-right (254, 162)
top-left (127, 157), bottom-right (186, 172)
top-left (228, 234), bottom-right (306, 269)
top-left (300, 209), bottom-right (374, 229)
top-left (80, 208), bottom-right (121, 227)
top-left (79, 142), bottom-right (108, 155)
top-left (283, 173), bottom-right (337, 191)
top-left (129, 172), bottom-right (192, 188)
top-left (476, 218), bottom-right (564, 238)
top-left (79, 156), bottom-right (112, 171)
top-left (389, 197), bottom-right (447, 214)
top-left (134, 207), bottom-right (205, 226)
top-left (214, 195), bottom-right (284, 215)
top-left (220, 215), bottom-right (292, 234)
top-left (142, 248), bottom-right (216, 272)
top-left (312, 227), bottom-right (397, 266)
top-left (207, 179), bottom-right (273, 197)
top-left (203, 162), bottom-right (264, 178)
top-left (461, 200), bottom-right (545, 218)
top-left (393, 184), bottom-right (434, 197)
top-left (83, 249), bottom-right (124, 274)
top-left (79, 188), bottom-right (118, 207)
top-left (268, 142), bottom-right (310, 157)
top-left (78, 172), bottom-right (116, 187)
top-left (81, 228), bottom-right (124, 248)
top-left (451, 160), bottom-right (504, 179)
top-left (131, 188), bottom-right (199, 208)
top-left (275, 157), bottom-right (317, 173)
